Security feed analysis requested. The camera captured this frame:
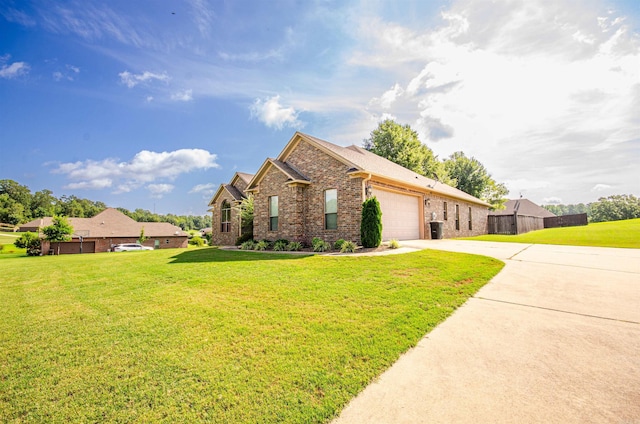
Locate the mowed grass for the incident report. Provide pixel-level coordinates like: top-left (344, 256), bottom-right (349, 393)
top-left (0, 248), bottom-right (502, 423)
top-left (462, 218), bottom-right (640, 248)
top-left (0, 232), bottom-right (24, 256)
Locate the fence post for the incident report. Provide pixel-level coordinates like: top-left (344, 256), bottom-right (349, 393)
top-left (513, 212), bottom-right (519, 235)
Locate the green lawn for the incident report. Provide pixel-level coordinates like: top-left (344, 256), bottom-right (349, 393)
top-left (0, 248), bottom-right (502, 423)
top-left (462, 218), bottom-right (640, 248)
top-left (0, 232), bottom-right (24, 255)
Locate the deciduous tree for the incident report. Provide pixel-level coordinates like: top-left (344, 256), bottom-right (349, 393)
top-left (590, 194), bottom-right (640, 222)
top-left (42, 215), bottom-right (74, 255)
top-left (364, 119), bottom-right (447, 181)
top-left (443, 152), bottom-right (508, 210)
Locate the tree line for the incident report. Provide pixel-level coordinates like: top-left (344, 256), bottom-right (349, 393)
top-left (0, 179), bottom-right (211, 230)
top-left (543, 194), bottom-right (640, 223)
top-left (364, 120), bottom-right (508, 209)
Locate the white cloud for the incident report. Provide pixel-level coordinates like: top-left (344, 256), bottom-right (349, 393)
top-left (54, 149), bottom-right (219, 193)
top-left (250, 95), bottom-right (304, 130)
top-left (188, 0), bottom-right (215, 37)
top-left (147, 184), bottom-right (174, 198)
top-left (0, 59), bottom-right (30, 79)
top-left (65, 179), bottom-right (113, 190)
top-left (591, 183), bottom-right (612, 191)
top-left (119, 70), bottom-right (169, 88)
top-left (369, 83), bottom-right (404, 110)
top-left (171, 89), bottom-right (193, 102)
top-left (53, 65), bottom-right (79, 82)
top-left (347, 0), bottom-right (640, 204)
top-left (189, 183), bottom-right (215, 194)
top-left (543, 197), bottom-right (563, 204)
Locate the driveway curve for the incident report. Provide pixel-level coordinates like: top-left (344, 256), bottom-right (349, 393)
top-left (333, 240), bottom-right (640, 424)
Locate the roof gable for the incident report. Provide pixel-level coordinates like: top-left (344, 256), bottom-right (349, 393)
top-left (278, 132), bottom-right (489, 206)
top-left (208, 172), bottom-right (253, 207)
top-left (494, 199), bottom-right (556, 217)
top-left (19, 208), bottom-right (186, 238)
top-left (246, 157), bottom-right (311, 192)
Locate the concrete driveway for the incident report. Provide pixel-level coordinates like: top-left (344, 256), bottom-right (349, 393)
top-left (333, 240), bottom-right (640, 424)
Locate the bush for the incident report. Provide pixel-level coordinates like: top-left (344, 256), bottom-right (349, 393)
top-left (235, 232), bottom-right (253, 246)
top-left (273, 239), bottom-right (289, 251)
top-left (340, 241), bottom-right (357, 253)
top-left (14, 232), bottom-right (41, 256)
top-left (287, 241), bottom-right (303, 251)
top-left (361, 197), bottom-right (382, 248)
top-left (333, 239), bottom-right (346, 250)
top-left (312, 238), bottom-right (330, 252)
top-left (240, 240), bottom-right (256, 250)
top-left (389, 239), bottom-right (400, 249)
top-left (189, 235), bottom-right (206, 247)
top-left (254, 240), bottom-right (269, 251)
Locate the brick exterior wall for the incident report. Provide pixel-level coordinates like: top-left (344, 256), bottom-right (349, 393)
top-left (40, 236), bottom-right (188, 254)
top-left (211, 193), bottom-right (243, 246)
top-left (367, 181), bottom-right (488, 239)
top-left (424, 193), bottom-right (488, 238)
top-left (215, 137), bottom-right (489, 246)
top-left (253, 140), bottom-right (364, 245)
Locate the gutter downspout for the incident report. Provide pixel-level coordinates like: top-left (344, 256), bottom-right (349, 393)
top-left (362, 173), bottom-right (372, 201)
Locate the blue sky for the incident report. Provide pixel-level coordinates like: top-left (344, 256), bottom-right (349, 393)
top-left (1, 0), bottom-right (638, 215)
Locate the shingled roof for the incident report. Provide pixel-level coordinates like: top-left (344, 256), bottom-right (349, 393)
top-left (262, 132), bottom-right (490, 207)
top-left (493, 199), bottom-right (556, 218)
top-left (19, 208), bottom-right (187, 238)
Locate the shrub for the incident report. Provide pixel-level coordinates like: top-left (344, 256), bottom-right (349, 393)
top-left (273, 239), bottom-right (289, 251)
top-left (254, 240), bottom-right (269, 251)
top-left (14, 232), bottom-right (41, 256)
top-left (287, 241), bottom-right (303, 251)
top-left (240, 240), bottom-right (256, 250)
top-left (340, 240), bottom-right (357, 253)
top-left (235, 232), bottom-right (253, 246)
top-left (189, 236), bottom-right (205, 247)
top-left (389, 239), bottom-right (400, 249)
top-left (312, 238), bottom-right (330, 252)
top-left (333, 239), bottom-right (346, 250)
top-left (361, 197), bottom-right (382, 248)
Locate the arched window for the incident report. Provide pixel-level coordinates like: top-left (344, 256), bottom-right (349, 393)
top-left (221, 200), bottom-right (231, 233)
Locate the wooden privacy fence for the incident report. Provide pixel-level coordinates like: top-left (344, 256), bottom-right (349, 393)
top-left (544, 213), bottom-right (588, 228)
top-left (487, 213), bottom-right (544, 235)
top-left (488, 213), bottom-right (589, 235)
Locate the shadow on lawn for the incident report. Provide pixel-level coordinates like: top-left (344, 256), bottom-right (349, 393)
top-left (169, 247), bottom-right (312, 264)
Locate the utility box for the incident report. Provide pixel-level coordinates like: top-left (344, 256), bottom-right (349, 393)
top-left (430, 221), bottom-right (443, 240)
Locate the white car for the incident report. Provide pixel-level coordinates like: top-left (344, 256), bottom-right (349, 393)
top-left (113, 243), bottom-right (154, 252)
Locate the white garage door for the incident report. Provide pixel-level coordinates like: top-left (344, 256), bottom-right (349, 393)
top-left (372, 188), bottom-right (421, 240)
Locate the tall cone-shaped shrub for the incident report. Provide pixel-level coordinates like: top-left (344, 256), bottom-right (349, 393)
top-left (361, 196), bottom-right (382, 248)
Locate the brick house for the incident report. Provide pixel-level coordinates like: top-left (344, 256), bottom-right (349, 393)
top-left (19, 208), bottom-right (188, 254)
top-left (209, 132), bottom-right (490, 246)
top-left (207, 172), bottom-right (254, 246)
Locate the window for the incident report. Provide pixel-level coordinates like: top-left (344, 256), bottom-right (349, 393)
top-left (468, 207), bottom-right (473, 230)
top-left (443, 202), bottom-right (448, 220)
top-left (455, 204), bottom-right (460, 230)
top-left (324, 189), bottom-right (337, 230)
top-left (221, 200), bottom-right (231, 233)
top-left (269, 196), bottom-right (278, 231)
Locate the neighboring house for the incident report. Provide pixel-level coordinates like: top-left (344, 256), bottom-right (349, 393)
top-left (209, 132), bottom-right (490, 246)
top-left (208, 172), bottom-right (254, 246)
top-left (493, 198), bottom-right (556, 218)
top-left (19, 208), bottom-right (188, 254)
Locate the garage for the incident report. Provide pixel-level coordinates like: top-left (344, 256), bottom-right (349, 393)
top-left (372, 187), bottom-right (421, 240)
top-left (56, 241), bottom-right (96, 254)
